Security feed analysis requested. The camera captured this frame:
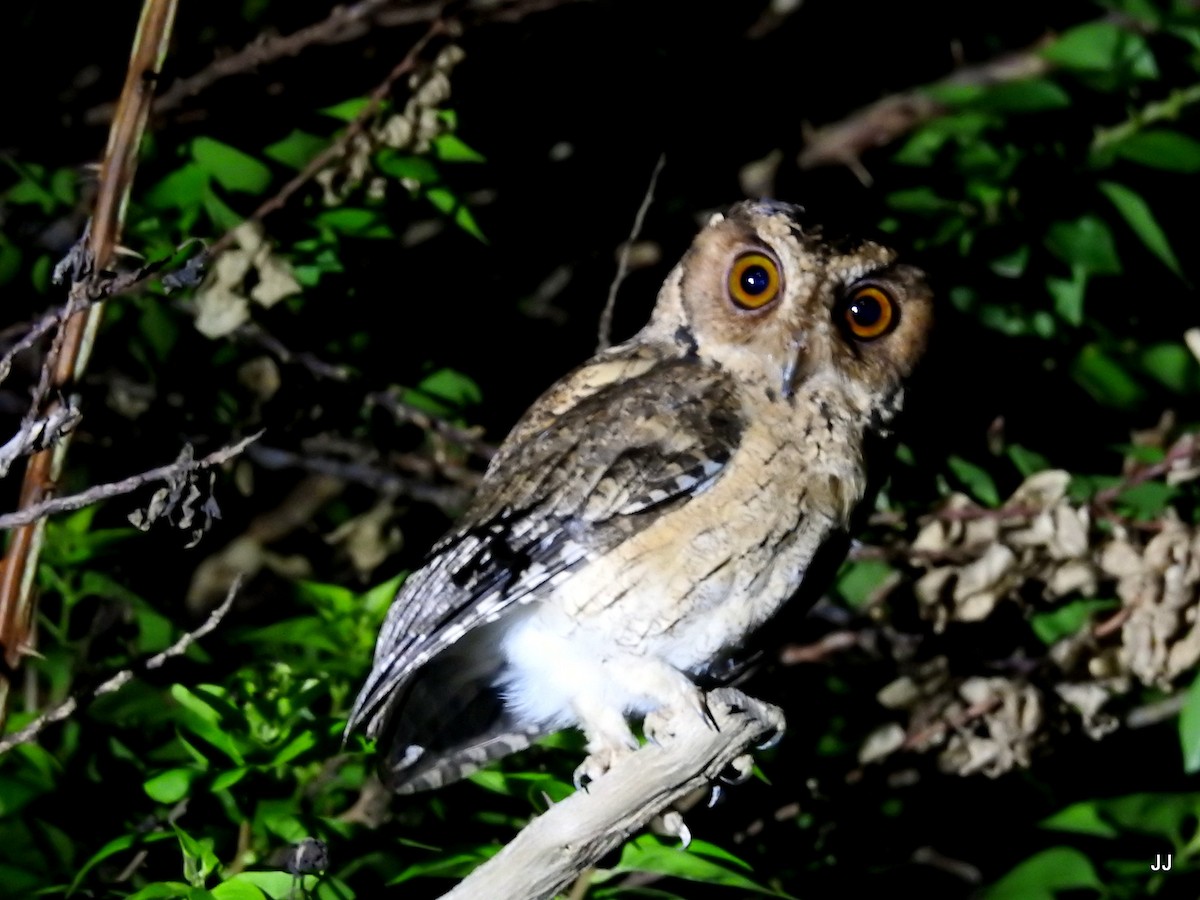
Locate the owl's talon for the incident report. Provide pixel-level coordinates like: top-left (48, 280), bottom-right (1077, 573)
top-left (656, 810), bottom-right (691, 849)
top-left (756, 707), bottom-right (788, 750)
top-left (708, 784), bottom-right (724, 808)
top-left (718, 753), bottom-right (755, 786)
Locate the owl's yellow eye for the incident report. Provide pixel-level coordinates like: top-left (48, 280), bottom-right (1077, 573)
top-left (842, 284), bottom-right (895, 340)
top-left (728, 253), bottom-right (781, 310)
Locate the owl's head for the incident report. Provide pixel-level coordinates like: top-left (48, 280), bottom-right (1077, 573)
top-left (645, 200), bottom-right (933, 430)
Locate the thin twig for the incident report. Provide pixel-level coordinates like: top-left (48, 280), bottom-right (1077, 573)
top-left (0, 405), bottom-right (82, 478)
top-left (238, 322), bottom-right (352, 381)
top-left (84, 0), bottom-right (582, 126)
top-left (0, 433), bottom-right (261, 531)
top-left (368, 390), bottom-right (496, 459)
top-left (247, 444), bottom-right (470, 512)
top-left (902, 697), bottom-right (1001, 751)
top-left (597, 153), bottom-right (665, 352)
top-left (0, 578), bottom-right (241, 755)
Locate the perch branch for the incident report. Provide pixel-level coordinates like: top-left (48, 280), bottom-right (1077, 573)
top-left (437, 687), bottom-right (784, 900)
top-left (0, 578), bottom-right (240, 756)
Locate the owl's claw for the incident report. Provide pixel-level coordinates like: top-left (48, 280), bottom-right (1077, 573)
top-left (573, 735), bottom-right (639, 791)
top-left (656, 810), bottom-right (691, 849)
top-left (708, 784), bottom-right (724, 807)
top-left (718, 753), bottom-right (755, 785)
top-left (756, 706), bottom-right (787, 750)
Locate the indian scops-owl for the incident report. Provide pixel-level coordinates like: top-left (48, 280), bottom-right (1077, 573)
top-left (348, 200), bottom-right (932, 793)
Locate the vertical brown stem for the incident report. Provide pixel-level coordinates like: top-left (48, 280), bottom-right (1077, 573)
top-left (0, 0), bottom-right (179, 723)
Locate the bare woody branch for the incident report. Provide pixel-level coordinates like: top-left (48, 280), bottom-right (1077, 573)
top-left (797, 47), bottom-right (1051, 179)
top-left (0, 405), bottom-right (82, 479)
top-left (437, 688), bottom-right (784, 900)
top-left (0, 578), bottom-right (241, 756)
top-left (0, 433), bottom-right (262, 531)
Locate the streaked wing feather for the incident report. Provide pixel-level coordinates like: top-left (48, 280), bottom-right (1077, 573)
top-left (348, 357), bottom-right (742, 738)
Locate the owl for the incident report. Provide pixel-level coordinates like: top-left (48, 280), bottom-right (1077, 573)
top-left (348, 200), bottom-right (932, 793)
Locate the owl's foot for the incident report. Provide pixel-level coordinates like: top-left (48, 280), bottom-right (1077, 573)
top-left (755, 703), bottom-right (787, 750)
top-left (717, 752), bottom-right (755, 785)
top-left (573, 700), bottom-right (639, 790)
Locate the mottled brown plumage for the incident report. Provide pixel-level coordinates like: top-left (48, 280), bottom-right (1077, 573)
top-left (349, 200), bottom-right (932, 793)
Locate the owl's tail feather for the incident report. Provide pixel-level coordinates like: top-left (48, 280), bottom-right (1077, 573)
top-left (379, 658), bottom-right (549, 794)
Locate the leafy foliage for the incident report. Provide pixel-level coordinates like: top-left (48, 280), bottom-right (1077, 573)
top-left (2, 0), bottom-right (1200, 897)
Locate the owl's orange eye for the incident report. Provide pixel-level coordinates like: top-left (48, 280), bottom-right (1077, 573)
top-left (841, 284), bottom-right (895, 340)
top-left (728, 253), bottom-right (781, 310)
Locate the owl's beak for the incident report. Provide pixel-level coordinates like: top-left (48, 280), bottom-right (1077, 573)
top-left (780, 336), bottom-right (807, 399)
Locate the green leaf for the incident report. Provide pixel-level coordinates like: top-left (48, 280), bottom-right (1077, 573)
top-left (1116, 481), bottom-right (1178, 520)
top-left (835, 560), bottom-right (896, 608)
top-left (70, 831), bottom-right (176, 893)
top-left (1099, 181), bottom-right (1184, 276)
top-left (211, 880), bottom-right (267, 900)
top-left (145, 163), bottom-right (211, 212)
top-left (885, 186), bottom-right (957, 214)
top-left (174, 823), bottom-right (220, 888)
top-left (227, 873), bottom-right (318, 900)
top-left (192, 137), bottom-right (272, 194)
top-left (1007, 444), bottom-right (1049, 477)
top-left (1045, 265), bottom-right (1088, 326)
top-left (947, 455), bottom-right (1001, 507)
top-left (594, 836), bottom-right (790, 897)
top-left (271, 731), bottom-right (317, 766)
top-left (144, 767), bottom-right (195, 803)
top-left (1103, 793), bottom-right (1200, 840)
top-left (1030, 599), bottom-right (1118, 645)
top-left (972, 78), bottom-right (1070, 112)
top-left (125, 883), bottom-right (214, 900)
top-left (416, 368), bottom-right (483, 409)
top-left (425, 186), bottom-right (486, 241)
top-left (1045, 216), bottom-right (1121, 275)
top-left (321, 97), bottom-right (370, 121)
top-left (1041, 800), bottom-right (1121, 838)
top-left (1109, 130), bottom-right (1200, 173)
top-left (314, 208), bottom-right (392, 238)
top-left (377, 153), bottom-right (440, 184)
top-left (984, 847), bottom-right (1103, 899)
top-left (1141, 342), bottom-right (1199, 393)
top-left (211, 768), bottom-right (249, 792)
top-left (263, 129), bottom-right (329, 170)
top-left (170, 685), bottom-right (246, 765)
top-left (1043, 20), bottom-right (1157, 78)
top-left (1071, 345), bottom-right (1145, 409)
top-left (433, 133), bottom-right (486, 163)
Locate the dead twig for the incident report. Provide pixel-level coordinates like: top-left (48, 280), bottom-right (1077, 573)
top-left (0, 433), bottom-right (261, 531)
top-left (247, 443), bottom-right (470, 512)
top-left (0, 405), bottom-right (82, 478)
top-left (597, 153), bottom-right (665, 352)
top-left (84, 0), bottom-right (583, 126)
top-left (0, 578), bottom-right (241, 756)
top-left (368, 390), bottom-right (496, 460)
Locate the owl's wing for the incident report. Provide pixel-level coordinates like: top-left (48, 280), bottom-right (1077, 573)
top-left (347, 356), bottom-right (743, 740)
